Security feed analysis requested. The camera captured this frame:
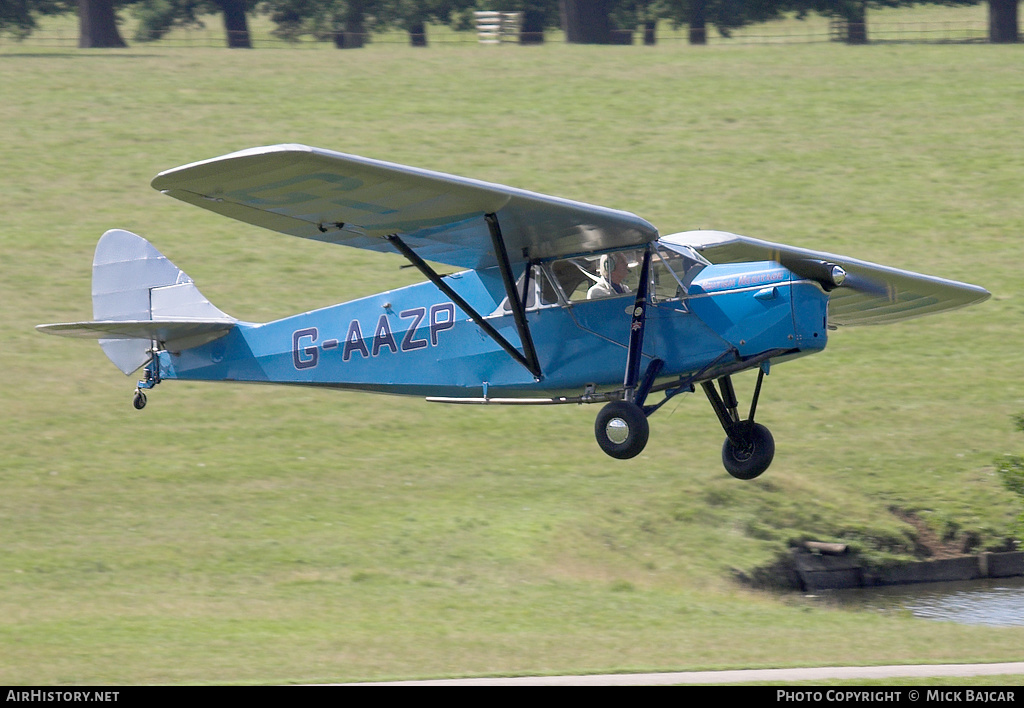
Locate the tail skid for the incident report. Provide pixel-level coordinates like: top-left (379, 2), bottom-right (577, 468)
top-left (36, 229), bottom-right (236, 374)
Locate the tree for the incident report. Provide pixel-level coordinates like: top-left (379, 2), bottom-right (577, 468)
top-left (133, 0), bottom-right (255, 47)
top-left (217, 0), bottom-right (251, 46)
top-left (0, 0), bottom-right (129, 46)
top-left (78, 0), bottom-right (127, 46)
top-left (264, 0), bottom-right (379, 48)
top-left (788, 0), bottom-right (992, 45)
top-left (663, 0), bottom-right (784, 44)
top-left (815, 0), bottom-right (873, 43)
top-left (560, 0), bottom-right (612, 43)
top-left (375, 0), bottom-right (475, 46)
top-left (519, 0), bottom-right (559, 42)
top-left (335, 0), bottom-right (370, 47)
top-left (667, 0), bottom-right (709, 42)
top-left (988, 0), bottom-right (1019, 42)
top-left (609, 0), bottom-right (664, 43)
top-left (0, 0), bottom-right (49, 39)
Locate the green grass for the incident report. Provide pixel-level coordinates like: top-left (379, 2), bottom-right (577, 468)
top-left (1, 38), bottom-right (1023, 684)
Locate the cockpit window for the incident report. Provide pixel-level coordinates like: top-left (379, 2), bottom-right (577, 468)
top-left (499, 244), bottom-right (708, 314)
top-left (497, 265), bottom-right (560, 314)
top-left (652, 244), bottom-right (708, 301)
top-left (549, 251), bottom-right (641, 302)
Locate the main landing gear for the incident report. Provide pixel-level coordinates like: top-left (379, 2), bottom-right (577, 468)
top-left (595, 399), bottom-right (650, 460)
top-left (594, 365), bottom-right (776, 479)
top-left (590, 246), bottom-right (774, 477)
top-left (701, 367), bottom-right (774, 480)
top-left (593, 248), bottom-right (657, 461)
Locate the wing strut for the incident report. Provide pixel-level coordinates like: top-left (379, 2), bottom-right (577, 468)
top-left (624, 246), bottom-right (653, 403)
top-left (384, 231), bottom-right (542, 380)
top-left (484, 213), bottom-right (542, 379)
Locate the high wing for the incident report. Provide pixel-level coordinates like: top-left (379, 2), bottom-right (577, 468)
top-left (151, 144), bottom-right (659, 270)
top-left (666, 230), bottom-right (990, 327)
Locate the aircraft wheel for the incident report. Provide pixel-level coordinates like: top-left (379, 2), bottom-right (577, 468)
top-left (722, 423), bottom-right (774, 480)
top-left (132, 390), bottom-right (147, 410)
top-left (595, 401), bottom-right (649, 460)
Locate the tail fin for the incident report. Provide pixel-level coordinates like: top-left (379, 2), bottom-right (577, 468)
top-left (38, 229), bottom-right (236, 374)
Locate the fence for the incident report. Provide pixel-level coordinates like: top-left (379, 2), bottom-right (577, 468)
top-left (0, 17), bottom-right (999, 50)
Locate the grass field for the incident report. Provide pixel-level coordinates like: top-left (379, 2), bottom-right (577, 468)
top-left (2, 36), bottom-right (1023, 684)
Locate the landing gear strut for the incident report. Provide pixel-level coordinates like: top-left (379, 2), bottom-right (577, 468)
top-left (701, 366), bottom-right (774, 479)
top-left (594, 247), bottom-right (656, 460)
top-left (133, 355), bottom-right (161, 410)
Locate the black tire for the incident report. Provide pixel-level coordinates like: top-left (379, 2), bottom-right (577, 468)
top-left (133, 391), bottom-right (147, 410)
top-left (595, 401), bottom-right (649, 459)
top-left (722, 422), bottom-right (774, 480)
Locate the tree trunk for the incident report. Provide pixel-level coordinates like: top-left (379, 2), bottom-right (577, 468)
top-left (77, 0), bottom-right (127, 48)
top-left (989, 0), bottom-right (1020, 42)
top-left (844, 2), bottom-right (868, 44)
top-left (689, 0), bottom-right (707, 45)
top-left (519, 9), bottom-right (545, 44)
top-left (609, 26), bottom-right (633, 44)
top-left (643, 20), bottom-right (657, 45)
top-left (219, 0), bottom-right (252, 48)
top-left (334, 27), bottom-right (365, 49)
top-left (560, 0), bottom-right (611, 44)
top-left (335, 2), bottom-right (366, 48)
top-left (409, 19), bottom-right (427, 47)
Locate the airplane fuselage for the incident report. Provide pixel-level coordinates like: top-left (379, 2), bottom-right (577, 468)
top-left (157, 251), bottom-right (830, 399)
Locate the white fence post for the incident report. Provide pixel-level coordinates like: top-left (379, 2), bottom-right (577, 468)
top-left (475, 11), bottom-right (524, 44)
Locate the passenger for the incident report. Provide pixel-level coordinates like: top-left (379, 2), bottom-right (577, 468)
top-left (587, 253), bottom-right (631, 299)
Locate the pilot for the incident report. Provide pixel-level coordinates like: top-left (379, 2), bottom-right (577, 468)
top-left (587, 253), bottom-right (631, 299)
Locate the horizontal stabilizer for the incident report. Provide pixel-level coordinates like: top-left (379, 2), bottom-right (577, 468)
top-left (37, 319), bottom-right (234, 348)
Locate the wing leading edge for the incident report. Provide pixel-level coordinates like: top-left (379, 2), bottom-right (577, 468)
top-left (666, 230), bottom-right (990, 327)
top-left (152, 144), bottom-right (659, 270)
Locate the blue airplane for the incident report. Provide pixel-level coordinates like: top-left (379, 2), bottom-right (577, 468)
top-left (38, 145), bottom-right (990, 479)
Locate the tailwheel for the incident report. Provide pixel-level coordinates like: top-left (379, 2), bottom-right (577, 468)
top-left (133, 353), bottom-right (159, 410)
top-left (721, 422), bottom-right (774, 480)
top-left (595, 400), bottom-right (649, 459)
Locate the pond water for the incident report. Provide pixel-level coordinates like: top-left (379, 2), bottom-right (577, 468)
top-left (815, 577), bottom-right (1024, 626)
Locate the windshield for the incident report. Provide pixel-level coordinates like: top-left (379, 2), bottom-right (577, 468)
top-left (652, 244), bottom-right (708, 301)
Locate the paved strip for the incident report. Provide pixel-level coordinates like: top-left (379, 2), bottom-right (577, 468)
top-left (343, 662), bottom-right (1024, 686)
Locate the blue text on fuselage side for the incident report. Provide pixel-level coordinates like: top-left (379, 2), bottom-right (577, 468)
top-left (292, 302), bottom-right (456, 370)
top-left (698, 268), bottom-right (788, 293)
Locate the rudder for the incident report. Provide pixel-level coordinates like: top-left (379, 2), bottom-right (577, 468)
top-left (91, 229), bottom-right (233, 374)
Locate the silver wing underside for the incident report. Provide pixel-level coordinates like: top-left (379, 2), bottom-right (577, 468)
top-left (152, 144), bottom-right (659, 270)
top-left (665, 230), bottom-right (991, 327)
